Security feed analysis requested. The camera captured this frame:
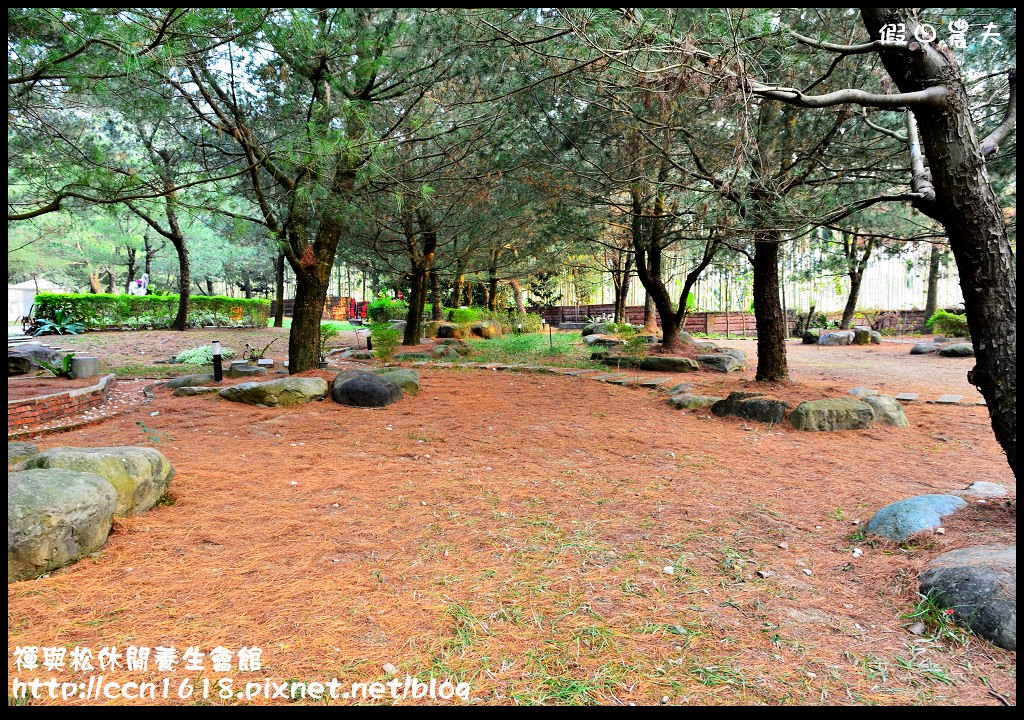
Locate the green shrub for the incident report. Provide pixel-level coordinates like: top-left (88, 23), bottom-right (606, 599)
top-left (174, 345), bottom-right (237, 364)
top-left (319, 325), bottom-right (341, 361)
top-left (369, 323), bottom-right (401, 362)
top-left (449, 307), bottom-right (483, 324)
top-left (926, 309), bottom-right (970, 338)
top-left (39, 352), bottom-right (76, 378)
top-left (34, 293), bottom-right (270, 330)
top-left (482, 310), bottom-right (543, 334)
top-left (33, 309), bottom-right (85, 336)
top-left (367, 297), bottom-right (409, 323)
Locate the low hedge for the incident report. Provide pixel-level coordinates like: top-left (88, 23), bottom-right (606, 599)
top-left (34, 293), bottom-right (270, 330)
top-left (926, 309), bottom-right (970, 338)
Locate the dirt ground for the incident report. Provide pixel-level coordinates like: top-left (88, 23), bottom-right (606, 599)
top-left (8, 375), bottom-right (102, 402)
top-left (7, 331), bottom-right (1015, 706)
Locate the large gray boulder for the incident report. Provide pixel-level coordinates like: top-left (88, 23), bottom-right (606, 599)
top-left (861, 394), bottom-right (909, 428)
top-left (669, 394), bottom-right (723, 409)
top-left (801, 329), bottom-right (821, 344)
top-left (8, 442), bottom-right (39, 469)
top-left (852, 326), bottom-right (872, 345)
top-left (697, 347), bottom-right (746, 373)
top-left (919, 545), bottom-right (1015, 650)
top-left (789, 397), bottom-right (874, 432)
top-left (173, 386), bottom-right (221, 397)
top-left (25, 446), bottom-right (175, 517)
top-left (866, 494), bottom-right (967, 541)
top-left (939, 342), bottom-right (974, 357)
top-left (869, 331), bottom-right (882, 345)
top-left (910, 342), bottom-right (942, 355)
top-left (818, 330), bottom-right (855, 346)
top-left (436, 323), bottom-right (465, 339)
top-left (374, 368), bottom-right (420, 397)
top-left (220, 377), bottom-right (328, 407)
top-left (470, 321), bottom-right (502, 339)
top-left (437, 338), bottom-right (472, 355)
top-left (583, 334), bottom-right (622, 347)
top-left (712, 392), bottom-right (790, 425)
top-left (581, 322), bottom-right (612, 337)
top-left (9, 343), bottom-right (68, 376)
top-left (164, 373), bottom-right (215, 389)
top-left (639, 355), bottom-right (700, 372)
top-left (422, 320), bottom-right (444, 339)
top-left (331, 372), bottom-right (402, 408)
top-left (226, 363), bottom-right (269, 379)
top-left (678, 330), bottom-right (695, 344)
top-left (8, 468), bottom-right (118, 582)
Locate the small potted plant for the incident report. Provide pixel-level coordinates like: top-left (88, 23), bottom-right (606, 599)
top-left (242, 339), bottom-right (277, 366)
top-left (319, 326), bottom-right (341, 368)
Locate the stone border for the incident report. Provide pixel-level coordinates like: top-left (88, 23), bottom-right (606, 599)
top-left (8, 374), bottom-right (116, 432)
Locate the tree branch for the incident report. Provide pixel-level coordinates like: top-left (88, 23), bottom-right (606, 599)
top-left (981, 67), bottom-right (1016, 157)
top-left (790, 31), bottom-right (908, 55)
top-left (749, 81), bottom-right (947, 109)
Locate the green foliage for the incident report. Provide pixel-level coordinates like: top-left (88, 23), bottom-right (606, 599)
top-left (925, 309), bottom-right (970, 338)
top-left (482, 310), bottom-right (543, 334)
top-left (243, 339), bottom-right (277, 362)
top-left (450, 307), bottom-right (484, 323)
top-left (367, 297), bottom-right (409, 323)
top-left (902, 590), bottom-right (972, 646)
top-left (318, 325), bottom-right (341, 361)
top-left (174, 345), bottom-right (237, 364)
top-left (38, 352), bottom-right (77, 378)
top-left (33, 309), bottom-right (85, 336)
top-left (369, 322), bottom-right (400, 362)
top-left (34, 293), bottom-right (270, 330)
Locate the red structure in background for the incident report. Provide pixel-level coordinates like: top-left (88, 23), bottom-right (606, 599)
top-left (270, 297), bottom-right (367, 321)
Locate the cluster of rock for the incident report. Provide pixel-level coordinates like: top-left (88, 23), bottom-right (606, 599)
top-left (910, 336), bottom-right (974, 357)
top-left (864, 488), bottom-right (1015, 650)
top-left (669, 390), bottom-right (909, 431)
top-left (803, 326), bottom-right (881, 346)
top-left (8, 443), bottom-right (174, 582)
top-left (169, 366), bottom-right (421, 410)
top-left (8, 342), bottom-right (67, 376)
top-left (590, 330), bottom-right (748, 374)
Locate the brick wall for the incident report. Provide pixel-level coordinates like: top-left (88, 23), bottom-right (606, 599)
top-left (7, 374), bottom-right (116, 432)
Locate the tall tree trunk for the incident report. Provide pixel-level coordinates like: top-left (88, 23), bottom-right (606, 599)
top-left (404, 270), bottom-right (428, 345)
top-left (840, 271), bottom-right (863, 330)
top-left (752, 233), bottom-right (788, 382)
top-left (923, 241), bottom-right (942, 328)
top-left (863, 8), bottom-right (1016, 474)
top-left (642, 292), bottom-right (659, 334)
top-left (125, 246), bottom-right (137, 293)
top-left (143, 235), bottom-right (158, 278)
top-left (451, 261), bottom-right (465, 308)
top-left (430, 271), bottom-right (443, 321)
top-left (274, 251), bottom-right (285, 328)
top-left (205, 278), bottom-right (214, 295)
top-left (508, 278), bottom-right (526, 315)
top-left (242, 277), bottom-right (253, 299)
top-left (289, 275), bottom-right (327, 372)
top-left (88, 272), bottom-right (102, 293)
top-left (171, 239), bottom-right (190, 331)
top-left (487, 271), bottom-right (499, 311)
top-left (105, 268), bottom-right (117, 293)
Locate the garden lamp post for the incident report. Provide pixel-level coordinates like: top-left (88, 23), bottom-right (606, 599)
top-left (212, 340), bottom-right (223, 382)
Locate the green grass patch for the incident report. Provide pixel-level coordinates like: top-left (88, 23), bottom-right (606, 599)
top-left (466, 332), bottom-right (600, 368)
top-left (268, 318), bottom-right (358, 332)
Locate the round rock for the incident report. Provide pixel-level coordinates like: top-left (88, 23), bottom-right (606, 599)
top-left (219, 377), bottom-right (329, 407)
top-left (939, 342), bottom-right (974, 357)
top-left (25, 446), bottom-right (175, 517)
top-left (332, 372), bottom-right (402, 408)
top-left (919, 545), bottom-right (1015, 650)
top-left (789, 398), bottom-right (874, 431)
top-left (861, 395), bottom-right (909, 428)
top-left (866, 494), bottom-right (967, 541)
top-left (8, 468), bottom-right (118, 582)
